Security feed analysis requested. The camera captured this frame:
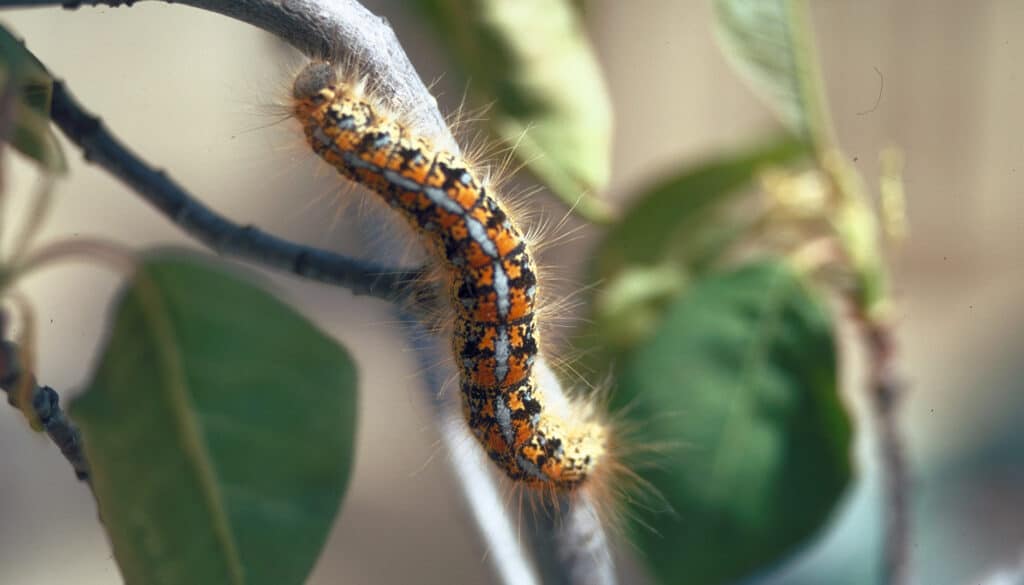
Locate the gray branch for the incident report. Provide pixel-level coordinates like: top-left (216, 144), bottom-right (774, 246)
top-left (404, 315), bottom-right (543, 585)
top-left (408, 320), bottom-right (614, 585)
top-left (530, 494), bottom-right (617, 585)
top-left (48, 79), bottom-right (423, 304)
top-left (2, 0), bottom-right (457, 153)
top-left (0, 337), bottom-right (89, 482)
top-left (864, 321), bottom-right (911, 585)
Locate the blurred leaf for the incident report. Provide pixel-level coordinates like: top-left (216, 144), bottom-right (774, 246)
top-left (416, 0), bottom-right (614, 222)
top-left (577, 135), bottom-right (808, 371)
top-left (594, 134), bottom-right (808, 282)
top-left (713, 3), bottom-right (893, 317)
top-left (0, 25), bottom-right (66, 174)
top-left (585, 262), bottom-right (687, 357)
top-left (614, 260), bottom-right (851, 585)
top-left (712, 0), bottom-right (830, 147)
top-left (827, 153), bottom-right (889, 316)
top-left (71, 255), bottom-right (357, 585)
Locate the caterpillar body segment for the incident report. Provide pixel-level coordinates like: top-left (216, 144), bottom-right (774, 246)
top-left (292, 62), bottom-right (607, 490)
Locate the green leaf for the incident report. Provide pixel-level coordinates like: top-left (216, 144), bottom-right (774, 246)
top-left (830, 155), bottom-right (889, 317)
top-left (585, 263), bottom-right (688, 354)
top-left (593, 134), bottom-right (808, 282)
top-left (712, 0), bottom-right (830, 148)
top-left (576, 136), bottom-right (808, 371)
top-left (713, 2), bottom-right (893, 318)
top-left (71, 255), bottom-right (357, 585)
top-left (416, 0), bottom-right (614, 222)
top-left (0, 25), bottom-right (66, 174)
top-left (614, 260), bottom-right (851, 585)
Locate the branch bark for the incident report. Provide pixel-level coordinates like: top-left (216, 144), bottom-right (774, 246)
top-left (404, 315), bottom-right (542, 585)
top-left (0, 337), bottom-right (89, 481)
top-left (48, 79), bottom-right (424, 304)
top-left (2, 0), bottom-right (456, 152)
top-left (863, 319), bottom-right (911, 585)
top-left (530, 493), bottom-right (617, 585)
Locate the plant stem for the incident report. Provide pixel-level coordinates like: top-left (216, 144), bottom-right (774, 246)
top-left (863, 318), bottom-right (910, 585)
top-left (0, 338), bottom-right (89, 481)
top-left (47, 79), bottom-right (423, 304)
top-left (1, 0), bottom-right (456, 152)
top-left (530, 493), bottom-right (616, 585)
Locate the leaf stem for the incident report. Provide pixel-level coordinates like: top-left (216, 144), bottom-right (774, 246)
top-left (781, 5), bottom-right (910, 580)
top-left (861, 316), bottom-right (911, 585)
top-left (0, 328), bottom-right (89, 481)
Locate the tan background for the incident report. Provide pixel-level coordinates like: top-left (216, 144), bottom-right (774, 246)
top-left (0, 1), bottom-right (1021, 584)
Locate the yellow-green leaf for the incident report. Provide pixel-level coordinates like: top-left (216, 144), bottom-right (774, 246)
top-left (0, 25), bottom-right (66, 174)
top-left (712, 0), bottom-right (831, 148)
top-left (417, 0), bottom-right (614, 222)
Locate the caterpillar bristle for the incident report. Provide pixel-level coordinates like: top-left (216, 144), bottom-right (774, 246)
top-left (285, 61), bottom-right (670, 546)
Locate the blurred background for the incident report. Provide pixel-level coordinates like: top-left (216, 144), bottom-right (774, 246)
top-left (0, 1), bottom-right (1021, 584)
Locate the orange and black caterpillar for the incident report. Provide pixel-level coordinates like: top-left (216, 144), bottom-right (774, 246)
top-left (292, 62), bottom-right (606, 490)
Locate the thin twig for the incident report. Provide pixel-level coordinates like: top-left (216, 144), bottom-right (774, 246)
top-left (863, 318), bottom-right (910, 585)
top-left (4, 0), bottom-right (455, 152)
top-left (47, 80), bottom-right (423, 304)
top-left (0, 338), bottom-right (89, 481)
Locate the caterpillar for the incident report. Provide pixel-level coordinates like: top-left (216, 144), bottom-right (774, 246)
top-left (291, 62), bottom-right (607, 491)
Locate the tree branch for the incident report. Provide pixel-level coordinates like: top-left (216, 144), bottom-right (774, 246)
top-left (0, 338), bottom-right (89, 481)
top-left (47, 79), bottom-right (424, 304)
top-left (407, 319), bottom-right (616, 585)
top-left (530, 493), bottom-right (617, 585)
top-left (4, 0), bottom-right (456, 153)
top-left (863, 319), bottom-right (911, 585)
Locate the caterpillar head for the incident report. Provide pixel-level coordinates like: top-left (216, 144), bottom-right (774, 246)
top-left (292, 61), bottom-right (338, 102)
top-left (514, 358), bottom-right (609, 491)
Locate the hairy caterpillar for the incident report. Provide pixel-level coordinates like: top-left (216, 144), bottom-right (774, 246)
top-left (291, 62), bottom-right (607, 491)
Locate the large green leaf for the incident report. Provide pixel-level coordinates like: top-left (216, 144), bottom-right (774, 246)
top-left (614, 260), bottom-right (851, 585)
top-left (416, 0), bottom-right (614, 222)
top-left (0, 25), bottom-right (66, 174)
top-left (712, 0), bottom-right (830, 148)
top-left (71, 255), bottom-right (357, 585)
